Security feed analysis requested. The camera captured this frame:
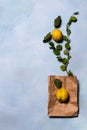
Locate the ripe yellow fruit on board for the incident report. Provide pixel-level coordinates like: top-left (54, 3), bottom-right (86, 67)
top-left (56, 87), bottom-right (69, 103)
top-left (52, 29), bottom-right (63, 42)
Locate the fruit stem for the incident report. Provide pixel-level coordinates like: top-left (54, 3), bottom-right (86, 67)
top-left (65, 34), bottom-right (73, 76)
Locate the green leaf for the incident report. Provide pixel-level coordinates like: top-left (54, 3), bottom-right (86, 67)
top-left (66, 27), bottom-right (71, 36)
top-left (62, 58), bottom-right (68, 64)
top-left (65, 43), bottom-right (71, 50)
top-left (43, 32), bottom-right (52, 43)
top-left (74, 11), bottom-right (79, 15)
top-left (49, 42), bottom-right (54, 47)
top-left (60, 65), bottom-right (66, 71)
top-left (70, 16), bottom-right (77, 22)
top-left (64, 50), bottom-right (69, 55)
top-left (63, 35), bottom-right (69, 41)
top-left (53, 49), bottom-right (60, 55)
top-left (67, 70), bottom-right (73, 76)
top-left (54, 16), bottom-right (62, 28)
top-left (56, 45), bottom-right (62, 51)
top-left (56, 56), bottom-right (62, 61)
top-left (49, 42), bottom-right (55, 49)
top-left (54, 79), bottom-right (62, 88)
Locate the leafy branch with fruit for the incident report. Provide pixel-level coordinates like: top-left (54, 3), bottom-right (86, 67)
top-left (43, 11), bottom-right (79, 76)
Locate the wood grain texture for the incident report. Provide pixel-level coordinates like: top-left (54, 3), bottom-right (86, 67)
top-left (48, 76), bottom-right (79, 117)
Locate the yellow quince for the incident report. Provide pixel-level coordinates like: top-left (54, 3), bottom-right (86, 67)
top-left (56, 87), bottom-right (69, 103)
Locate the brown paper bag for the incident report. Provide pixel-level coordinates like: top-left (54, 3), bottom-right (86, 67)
top-left (48, 76), bottom-right (79, 117)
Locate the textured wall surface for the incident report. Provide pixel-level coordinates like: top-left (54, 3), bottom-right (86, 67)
top-left (0, 0), bottom-right (86, 130)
